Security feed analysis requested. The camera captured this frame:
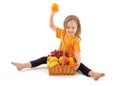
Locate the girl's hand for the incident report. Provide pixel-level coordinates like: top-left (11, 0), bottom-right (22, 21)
top-left (74, 63), bottom-right (79, 70)
top-left (51, 11), bottom-right (58, 15)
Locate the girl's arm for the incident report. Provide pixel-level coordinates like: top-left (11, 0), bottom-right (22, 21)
top-left (74, 51), bottom-right (81, 70)
top-left (49, 12), bottom-right (58, 31)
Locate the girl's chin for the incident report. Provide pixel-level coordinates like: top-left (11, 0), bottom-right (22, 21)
top-left (67, 33), bottom-right (75, 37)
top-left (68, 34), bottom-right (74, 37)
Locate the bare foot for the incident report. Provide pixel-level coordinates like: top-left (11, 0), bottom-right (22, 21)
top-left (11, 62), bottom-right (25, 71)
top-left (89, 71), bottom-right (105, 80)
top-left (92, 72), bottom-right (105, 80)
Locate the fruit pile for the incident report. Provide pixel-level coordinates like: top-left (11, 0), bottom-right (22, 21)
top-left (47, 50), bottom-right (77, 75)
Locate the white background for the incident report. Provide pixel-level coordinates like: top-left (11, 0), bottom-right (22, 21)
top-left (0, 0), bottom-right (120, 86)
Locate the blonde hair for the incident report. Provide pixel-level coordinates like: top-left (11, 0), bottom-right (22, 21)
top-left (63, 15), bottom-right (81, 40)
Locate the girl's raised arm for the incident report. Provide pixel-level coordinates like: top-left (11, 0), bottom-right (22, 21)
top-left (49, 12), bottom-right (58, 31)
top-left (49, 3), bottom-right (59, 31)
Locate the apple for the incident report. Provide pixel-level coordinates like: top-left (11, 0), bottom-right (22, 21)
top-left (59, 56), bottom-right (69, 65)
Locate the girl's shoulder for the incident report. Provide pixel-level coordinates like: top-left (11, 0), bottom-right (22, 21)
top-left (56, 27), bottom-right (65, 34)
top-left (56, 27), bottom-right (65, 38)
top-left (56, 27), bottom-right (64, 32)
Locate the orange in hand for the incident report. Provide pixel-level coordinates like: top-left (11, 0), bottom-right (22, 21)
top-left (51, 3), bottom-right (59, 12)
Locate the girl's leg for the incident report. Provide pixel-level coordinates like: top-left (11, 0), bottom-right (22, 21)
top-left (30, 56), bottom-right (47, 67)
top-left (78, 63), bottom-right (105, 80)
top-left (11, 56), bottom-right (47, 71)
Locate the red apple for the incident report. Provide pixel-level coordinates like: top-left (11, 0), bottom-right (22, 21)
top-left (59, 56), bottom-right (69, 65)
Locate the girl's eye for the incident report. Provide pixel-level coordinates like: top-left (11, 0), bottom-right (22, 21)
top-left (67, 27), bottom-right (70, 29)
top-left (72, 27), bottom-right (75, 29)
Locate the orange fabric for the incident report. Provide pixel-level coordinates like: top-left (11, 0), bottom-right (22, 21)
top-left (56, 28), bottom-right (80, 58)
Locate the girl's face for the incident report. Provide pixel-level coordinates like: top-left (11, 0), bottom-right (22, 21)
top-left (66, 20), bottom-right (77, 37)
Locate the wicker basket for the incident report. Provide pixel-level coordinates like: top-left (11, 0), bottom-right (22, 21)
top-left (48, 65), bottom-right (76, 75)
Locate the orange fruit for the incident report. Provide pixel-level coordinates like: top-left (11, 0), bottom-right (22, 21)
top-left (51, 3), bottom-right (59, 12)
top-left (69, 61), bottom-right (74, 66)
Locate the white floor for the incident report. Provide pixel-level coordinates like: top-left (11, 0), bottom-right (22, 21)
top-left (0, 56), bottom-right (119, 86)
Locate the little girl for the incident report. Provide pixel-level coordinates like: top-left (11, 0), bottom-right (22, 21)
top-left (11, 10), bottom-right (105, 80)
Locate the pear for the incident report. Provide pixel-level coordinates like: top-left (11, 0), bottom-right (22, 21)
top-left (68, 57), bottom-right (76, 66)
top-left (47, 56), bottom-right (59, 68)
top-left (49, 56), bottom-right (59, 63)
top-left (68, 57), bottom-right (75, 62)
top-left (49, 61), bottom-right (59, 68)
